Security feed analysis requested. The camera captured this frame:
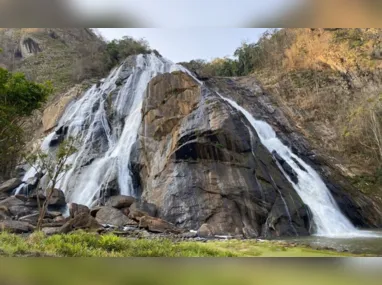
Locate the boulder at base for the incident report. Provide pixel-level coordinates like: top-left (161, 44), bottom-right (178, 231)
top-left (139, 215), bottom-right (181, 234)
top-left (95, 206), bottom-right (131, 227)
top-left (0, 178), bottom-right (22, 194)
top-left (105, 195), bottom-right (135, 209)
top-left (69, 203), bottom-right (90, 218)
top-left (60, 212), bottom-right (102, 234)
top-left (0, 220), bottom-right (35, 233)
top-left (48, 189), bottom-right (66, 207)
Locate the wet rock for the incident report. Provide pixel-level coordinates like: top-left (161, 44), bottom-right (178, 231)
top-left (272, 150), bottom-right (298, 184)
top-left (47, 189), bottom-right (66, 207)
top-left (8, 205), bottom-right (35, 218)
top-left (0, 178), bottom-right (22, 194)
top-left (129, 201), bottom-right (157, 217)
top-left (105, 195), bottom-right (135, 209)
top-left (197, 224), bottom-right (213, 238)
top-left (60, 212), bottom-right (102, 234)
top-left (25, 192), bottom-right (45, 207)
top-left (138, 216), bottom-right (181, 233)
top-left (95, 206), bottom-right (131, 227)
top-left (49, 133), bottom-right (64, 147)
top-left (0, 220), bottom-right (34, 233)
top-left (128, 209), bottom-right (148, 222)
top-left (15, 165), bottom-right (28, 179)
top-left (138, 72), bottom-right (310, 238)
top-left (90, 206), bottom-right (102, 217)
top-left (69, 203), bottom-right (90, 218)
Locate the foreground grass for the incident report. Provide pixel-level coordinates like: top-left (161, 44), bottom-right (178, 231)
top-left (0, 231), bottom-right (359, 257)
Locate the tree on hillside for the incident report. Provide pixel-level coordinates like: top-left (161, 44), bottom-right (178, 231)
top-left (0, 67), bottom-right (52, 180)
top-left (106, 36), bottom-right (151, 67)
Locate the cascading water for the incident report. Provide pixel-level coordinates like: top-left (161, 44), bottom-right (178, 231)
top-left (15, 51), bottom-right (379, 238)
top-left (21, 54), bottom-right (187, 207)
top-left (218, 94), bottom-right (361, 237)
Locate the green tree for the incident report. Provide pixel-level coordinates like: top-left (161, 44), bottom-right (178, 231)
top-left (0, 67), bottom-right (52, 179)
top-left (105, 36), bottom-right (151, 67)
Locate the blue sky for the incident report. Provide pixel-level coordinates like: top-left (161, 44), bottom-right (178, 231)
top-left (98, 28), bottom-right (268, 63)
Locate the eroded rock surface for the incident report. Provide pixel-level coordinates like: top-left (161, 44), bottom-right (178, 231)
top-left (138, 71), bottom-right (311, 238)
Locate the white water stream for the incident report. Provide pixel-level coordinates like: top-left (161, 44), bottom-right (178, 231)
top-left (18, 54), bottom-right (186, 207)
top-left (218, 94), bottom-right (379, 237)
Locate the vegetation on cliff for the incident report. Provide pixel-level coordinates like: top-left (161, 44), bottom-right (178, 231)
top-left (0, 66), bottom-right (52, 180)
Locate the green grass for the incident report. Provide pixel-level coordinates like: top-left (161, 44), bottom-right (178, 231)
top-left (0, 231), bottom-right (360, 257)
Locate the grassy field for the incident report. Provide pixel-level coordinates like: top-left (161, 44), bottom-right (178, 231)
top-left (0, 231), bottom-right (360, 257)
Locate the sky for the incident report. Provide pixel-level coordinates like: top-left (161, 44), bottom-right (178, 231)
top-left (98, 28), bottom-right (268, 63)
top-left (74, 0), bottom-right (303, 27)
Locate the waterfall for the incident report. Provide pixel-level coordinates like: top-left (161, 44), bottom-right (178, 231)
top-left (16, 51), bottom-right (378, 238)
top-left (24, 54), bottom-right (185, 207)
top-left (218, 94), bottom-right (360, 237)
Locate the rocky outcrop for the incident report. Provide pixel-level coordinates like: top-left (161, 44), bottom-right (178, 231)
top-left (138, 71), bottom-right (311, 238)
top-left (206, 76), bottom-right (382, 228)
top-left (105, 195), bottom-right (135, 209)
top-left (95, 207), bottom-right (131, 227)
top-left (42, 86), bottom-right (83, 132)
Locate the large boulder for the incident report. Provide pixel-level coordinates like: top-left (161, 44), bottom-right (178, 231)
top-left (95, 207), bottom-right (130, 227)
top-left (0, 220), bottom-right (34, 233)
top-left (0, 178), bottom-right (22, 194)
top-left (68, 203), bottom-right (90, 218)
top-left (138, 215), bottom-right (181, 234)
top-left (0, 196), bottom-right (25, 208)
top-left (47, 189), bottom-right (66, 207)
top-left (105, 195), bottom-right (135, 209)
top-left (60, 212), bottom-right (102, 234)
top-left (129, 200), bottom-right (157, 217)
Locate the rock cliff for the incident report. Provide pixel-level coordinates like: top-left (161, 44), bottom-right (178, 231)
top-left (137, 71), bottom-right (310, 237)
top-left (5, 52), bottom-right (382, 238)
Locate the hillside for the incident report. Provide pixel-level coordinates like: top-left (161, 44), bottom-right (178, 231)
top-left (0, 28), bottom-right (107, 93)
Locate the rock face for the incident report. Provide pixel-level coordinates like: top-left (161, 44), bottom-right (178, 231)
top-left (138, 71), bottom-right (311, 238)
top-left (42, 86), bottom-right (83, 132)
top-left (207, 76), bottom-right (382, 228)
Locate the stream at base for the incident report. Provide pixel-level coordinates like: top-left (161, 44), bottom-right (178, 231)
top-left (275, 230), bottom-right (382, 255)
